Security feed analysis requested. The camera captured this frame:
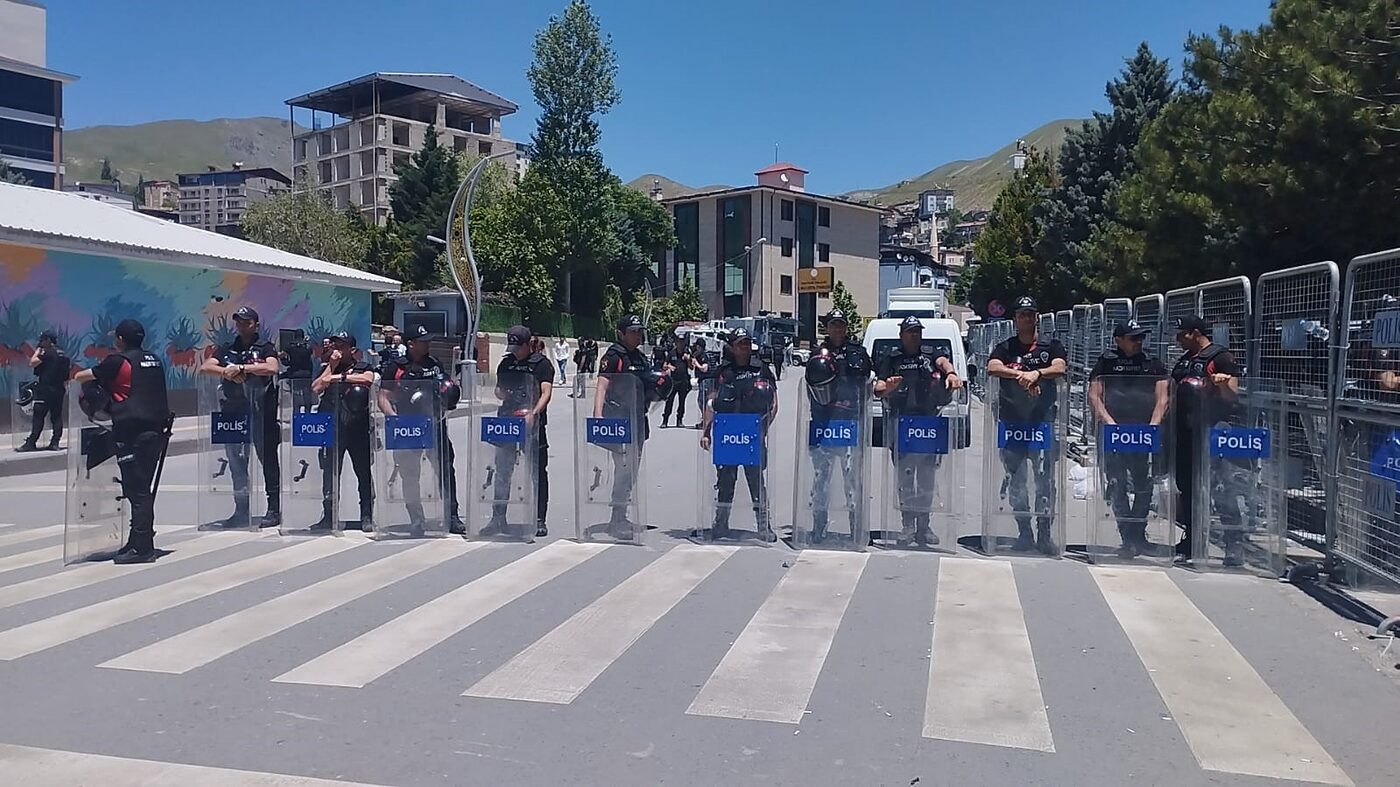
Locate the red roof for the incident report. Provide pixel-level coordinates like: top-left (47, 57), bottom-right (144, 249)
top-left (755, 162), bottom-right (808, 175)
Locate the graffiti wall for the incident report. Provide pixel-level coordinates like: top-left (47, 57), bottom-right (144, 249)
top-left (0, 241), bottom-right (371, 399)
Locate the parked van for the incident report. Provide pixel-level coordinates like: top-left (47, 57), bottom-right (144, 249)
top-left (861, 316), bottom-right (972, 449)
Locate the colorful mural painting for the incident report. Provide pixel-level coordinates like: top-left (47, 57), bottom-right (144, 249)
top-left (0, 242), bottom-right (371, 401)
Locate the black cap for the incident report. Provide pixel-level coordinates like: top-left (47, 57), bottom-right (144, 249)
top-left (824, 308), bottom-right (848, 326)
top-left (1014, 296), bottom-right (1038, 313)
top-left (1173, 315), bottom-right (1210, 334)
top-left (232, 306), bottom-right (259, 322)
top-left (38, 329), bottom-right (58, 342)
top-left (728, 328), bottom-right (752, 344)
top-left (507, 325), bottom-right (531, 347)
top-left (617, 314), bottom-right (644, 332)
top-left (114, 319), bottom-right (146, 346)
top-left (899, 315), bottom-right (924, 332)
top-left (330, 330), bottom-right (355, 346)
top-left (1114, 320), bottom-right (1150, 338)
top-left (409, 324), bottom-right (435, 343)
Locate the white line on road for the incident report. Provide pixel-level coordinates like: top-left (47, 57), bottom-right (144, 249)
top-left (99, 539), bottom-right (482, 674)
top-left (686, 550), bottom-right (867, 724)
top-left (465, 543), bottom-right (737, 704)
top-left (0, 524), bottom-right (64, 548)
top-left (0, 536), bottom-right (360, 660)
top-left (1094, 567), bottom-right (1351, 786)
top-left (0, 544), bottom-right (62, 575)
top-left (0, 742), bottom-right (392, 786)
top-left (273, 540), bottom-right (610, 689)
top-left (923, 558), bottom-right (1055, 752)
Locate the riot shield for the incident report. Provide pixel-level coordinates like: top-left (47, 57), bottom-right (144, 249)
top-left (280, 378), bottom-right (376, 535)
top-left (792, 379), bottom-right (870, 550)
top-left (697, 380), bottom-right (777, 545)
top-left (64, 382), bottom-right (126, 563)
top-left (374, 377), bottom-right (447, 539)
top-left (573, 373), bottom-right (647, 544)
top-left (1084, 374), bottom-right (1174, 563)
top-left (195, 375), bottom-right (268, 531)
top-left (10, 376), bottom-right (37, 450)
top-left (1188, 379), bottom-right (1285, 575)
top-left (468, 370), bottom-right (540, 541)
top-left (875, 387), bottom-right (969, 552)
top-left (982, 377), bottom-right (1067, 556)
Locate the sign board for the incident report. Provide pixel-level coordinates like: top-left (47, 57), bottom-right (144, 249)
top-left (797, 266), bottom-right (834, 295)
top-left (1208, 427), bottom-right (1271, 459)
top-left (1372, 309), bottom-right (1400, 349)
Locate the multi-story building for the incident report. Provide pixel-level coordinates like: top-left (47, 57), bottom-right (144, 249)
top-left (63, 181), bottom-right (134, 208)
top-left (142, 178), bottom-right (178, 210)
top-left (177, 164), bottom-right (290, 236)
top-left (286, 72), bottom-right (519, 225)
top-left (659, 163), bottom-right (885, 342)
top-left (0, 0), bottom-right (77, 190)
top-left (918, 187), bottom-right (955, 219)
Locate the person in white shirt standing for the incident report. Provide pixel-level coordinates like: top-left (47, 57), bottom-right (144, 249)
top-left (553, 336), bottom-right (572, 384)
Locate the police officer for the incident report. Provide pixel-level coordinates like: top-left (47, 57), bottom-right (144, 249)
top-left (199, 306), bottom-right (282, 528)
top-left (874, 316), bottom-right (962, 546)
top-left (490, 325), bottom-right (554, 538)
top-left (378, 324), bottom-right (464, 534)
top-left (74, 319), bottom-right (173, 564)
top-left (1170, 314), bottom-right (1243, 564)
top-left (986, 296), bottom-right (1068, 554)
top-left (312, 331), bottom-right (376, 532)
top-left (595, 314), bottom-right (658, 537)
top-left (701, 328), bottom-right (778, 541)
top-left (661, 332), bottom-right (693, 428)
top-left (1088, 320), bottom-right (1170, 557)
top-left (279, 329), bottom-right (316, 414)
top-left (806, 308), bottom-right (874, 543)
top-left (18, 329), bottom-right (71, 452)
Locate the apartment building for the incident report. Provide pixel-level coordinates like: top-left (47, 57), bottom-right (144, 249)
top-left (660, 163), bottom-right (885, 342)
top-left (286, 72), bottom-right (519, 225)
top-left (142, 178), bottom-right (178, 210)
top-left (0, 0), bottom-right (77, 189)
top-left (177, 165), bottom-right (290, 236)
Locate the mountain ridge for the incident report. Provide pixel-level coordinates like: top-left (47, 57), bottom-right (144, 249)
top-left (63, 117), bottom-right (304, 186)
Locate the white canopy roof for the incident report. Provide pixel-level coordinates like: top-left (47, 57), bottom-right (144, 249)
top-left (0, 182), bottom-right (399, 292)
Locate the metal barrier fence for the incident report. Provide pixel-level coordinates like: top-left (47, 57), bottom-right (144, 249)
top-left (1104, 297), bottom-right (1133, 333)
top-left (1038, 312), bottom-right (1055, 340)
top-left (1068, 305), bottom-right (1092, 444)
top-left (1133, 294), bottom-right (1165, 359)
top-left (1198, 276), bottom-right (1253, 378)
top-left (1054, 310), bottom-right (1070, 343)
top-left (1164, 286), bottom-right (1198, 368)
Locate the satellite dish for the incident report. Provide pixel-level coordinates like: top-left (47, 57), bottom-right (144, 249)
top-left (780, 173), bottom-right (790, 183)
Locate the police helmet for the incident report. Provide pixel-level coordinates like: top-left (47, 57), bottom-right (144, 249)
top-left (643, 369), bottom-right (674, 404)
top-left (743, 376), bottom-right (776, 414)
top-left (439, 378), bottom-right (462, 410)
top-left (340, 383), bottom-right (371, 417)
top-left (16, 381), bottom-right (36, 417)
top-left (79, 380), bottom-right (113, 430)
top-left (805, 351), bottom-right (838, 406)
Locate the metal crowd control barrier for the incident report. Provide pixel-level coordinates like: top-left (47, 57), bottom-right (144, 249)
top-left (1054, 310), bottom-right (1070, 344)
top-left (1068, 305), bottom-right (1091, 445)
top-left (1104, 298), bottom-right (1133, 333)
top-left (1329, 248), bottom-right (1400, 587)
top-left (1198, 276), bottom-right (1253, 378)
top-left (1038, 312), bottom-right (1055, 341)
top-left (1252, 262), bottom-right (1339, 555)
top-left (1133, 294), bottom-right (1165, 360)
top-left (1164, 286), bottom-right (1198, 368)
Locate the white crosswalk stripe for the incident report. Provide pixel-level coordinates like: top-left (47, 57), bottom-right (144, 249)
top-left (0, 524), bottom-right (64, 548)
top-left (0, 543), bottom-right (63, 575)
top-left (0, 743), bottom-right (391, 786)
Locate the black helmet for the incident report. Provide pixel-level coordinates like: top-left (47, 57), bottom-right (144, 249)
top-left (16, 381), bottom-right (36, 417)
top-left (805, 350), bottom-right (838, 406)
top-left (439, 378), bottom-right (462, 410)
top-left (79, 380), bottom-right (113, 430)
top-left (340, 384), bottom-right (371, 418)
top-left (643, 369), bottom-right (674, 403)
top-left (744, 376), bottom-right (776, 414)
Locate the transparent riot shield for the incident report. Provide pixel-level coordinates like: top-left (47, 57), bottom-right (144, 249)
top-left (374, 377), bottom-right (447, 539)
top-left (876, 387), bottom-right (969, 552)
top-left (64, 383), bottom-right (126, 563)
top-left (1189, 380), bottom-right (1285, 575)
top-left (697, 380), bottom-right (777, 545)
top-left (574, 373), bottom-right (647, 544)
top-left (792, 379), bottom-right (870, 550)
top-left (982, 377), bottom-right (1068, 556)
top-left (279, 378), bottom-right (376, 535)
top-left (469, 370), bottom-right (540, 541)
top-left (1084, 374), bottom-right (1174, 563)
top-left (194, 375), bottom-right (270, 531)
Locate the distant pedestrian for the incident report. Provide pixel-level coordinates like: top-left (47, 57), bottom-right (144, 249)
top-left (553, 336), bottom-right (571, 384)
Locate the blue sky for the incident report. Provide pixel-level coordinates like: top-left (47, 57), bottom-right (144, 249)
top-left (46, 0), bottom-right (1270, 195)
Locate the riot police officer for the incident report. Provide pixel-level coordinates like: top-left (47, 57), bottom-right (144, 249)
top-left (18, 329), bottom-right (71, 452)
top-left (1088, 320), bottom-right (1170, 556)
top-left (490, 325), bottom-right (554, 538)
top-left (661, 332), bottom-right (693, 428)
top-left (378, 324), bottom-right (464, 534)
top-left (1170, 314), bottom-right (1243, 563)
top-left (986, 296), bottom-right (1068, 553)
top-left (806, 309), bottom-right (873, 543)
top-left (595, 314), bottom-right (663, 537)
top-left (875, 316), bottom-right (962, 546)
top-left (73, 319), bottom-right (173, 564)
top-left (199, 306), bottom-right (282, 528)
top-left (312, 331), bottom-right (377, 532)
top-left (701, 328), bottom-right (779, 541)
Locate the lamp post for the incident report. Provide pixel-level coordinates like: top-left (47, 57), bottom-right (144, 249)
top-left (445, 151), bottom-right (514, 348)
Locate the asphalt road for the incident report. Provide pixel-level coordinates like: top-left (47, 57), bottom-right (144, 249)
top-left (0, 374), bottom-right (1397, 786)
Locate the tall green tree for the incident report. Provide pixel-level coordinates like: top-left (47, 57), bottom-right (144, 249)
top-left (390, 125), bottom-right (462, 291)
top-left (240, 170), bottom-right (366, 266)
top-left (957, 148), bottom-right (1058, 314)
top-left (469, 169), bottom-right (569, 318)
top-left (609, 180), bottom-right (677, 298)
top-left (100, 158), bottom-right (114, 182)
top-left (829, 280), bottom-right (865, 336)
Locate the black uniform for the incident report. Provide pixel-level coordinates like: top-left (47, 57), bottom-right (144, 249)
top-left (709, 357), bottom-right (777, 537)
top-left (877, 344), bottom-right (953, 544)
top-left (317, 357), bottom-right (376, 528)
top-left (1090, 349), bottom-right (1168, 549)
top-left (989, 335), bottom-right (1067, 549)
top-left (25, 346), bottom-right (71, 449)
top-left (211, 335), bottom-right (282, 523)
top-left (598, 343), bottom-right (652, 527)
top-left (1170, 343), bottom-right (1243, 556)
top-left (380, 353), bottom-right (459, 527)
top-left (93, 348), bottom-right (172, 550)
top-left (661, 344), bottom-right (693, 426)
top-left (491, 351), bottom-right (554, 528)
top-left (809, 338), bottom-right (872, 541)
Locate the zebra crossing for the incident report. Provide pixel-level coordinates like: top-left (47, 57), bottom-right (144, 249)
top-left (0, 527), bottom-right (1361, 785)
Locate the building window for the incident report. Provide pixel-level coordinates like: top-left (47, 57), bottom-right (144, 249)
top-left (673, 202), bottom-right (700, 286)
top-left (781, 199), bottom-right (793, 221)
top-left (780, 275), bottom-right (793, 295)
top-left (818, 242), bottom-right (830, 262)
top-left (718, 195), bottom-right (752, 304)
top-left (781, 237), bottom-right (793, 257)
top-left (818, 206), bottom-right (830, 227)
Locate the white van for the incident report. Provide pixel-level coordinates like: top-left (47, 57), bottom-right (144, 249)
top-left (861, 316), bottom-right (972, 449)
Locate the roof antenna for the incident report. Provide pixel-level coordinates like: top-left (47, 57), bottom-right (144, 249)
top-left (774, 143), bottom-right (779, 163)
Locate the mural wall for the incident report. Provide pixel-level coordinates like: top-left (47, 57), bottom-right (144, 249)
top-left (0, 241), bottom-right (371, 400)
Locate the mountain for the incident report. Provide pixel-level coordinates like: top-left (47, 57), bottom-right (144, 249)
top-left (625, 173), bottom-right (728, 200)
top-left (64, 117), bottom-right (306, 186)
top-left (844, 118), bottom-right (1085, 212)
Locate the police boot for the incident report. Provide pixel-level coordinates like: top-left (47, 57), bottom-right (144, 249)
top-left (755, 509), bottom-right (777, 543)
top-left (15, 439), bottom-right (38, 453)
top-left (259, 501), bottom-right (282, 529)
top-left (607, 508), bottom-right (636, 541)
top-left (114, 529), bottom-right (157, 564)
top-left (534, 520), bottom-right (548, 538)
top-left (482, 510), bottom-right (508, 536)
top-left (1012, 520), bottom-right (1036, 552)
top-left (46, 438), bottom-right (61, 451)
top-left (359, 508), bottom-right (375, 534)
top-left (896, 513), bottom-right (917, 547)
top-left (449, 514), bottom-right (467, 536)
top-left (214, 498), bottom-right (252, 530)
top-left (1035, 522), bottom-right (1057, 556)
top-left (708, 507), bottom-right (731, 540)
top-left (309, 505), bottom-right (336, 532)
top-left (914, 515), bottom-right (938, 547)
top-left (810, 514), bottom-right (828, 544)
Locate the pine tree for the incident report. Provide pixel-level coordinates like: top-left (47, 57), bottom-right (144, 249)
top-left (389, 125), bottom-right (463, 291)
top-left (100, 158), bottom-right (113, 182)
top-left (957, 148), bottom-right (1058, 314)
top-left (829, 280), bottom-right (865, 337)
